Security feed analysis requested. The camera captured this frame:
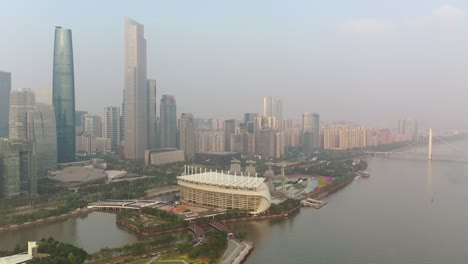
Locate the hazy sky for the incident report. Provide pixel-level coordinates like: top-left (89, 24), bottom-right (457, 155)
top-left (2, 1), bottom-right (468, 129)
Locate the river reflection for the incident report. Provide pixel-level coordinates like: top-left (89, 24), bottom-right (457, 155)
top-left (0, 212), bottom-right (186, 253)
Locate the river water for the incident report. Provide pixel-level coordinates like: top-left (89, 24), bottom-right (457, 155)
top-left (2, 141), bottom-right (468, 263)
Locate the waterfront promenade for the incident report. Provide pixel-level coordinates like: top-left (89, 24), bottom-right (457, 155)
top-left (221, 239), bottom-right (253, 264)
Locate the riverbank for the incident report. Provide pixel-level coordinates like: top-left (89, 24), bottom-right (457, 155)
top-left (0, 207), bottom-right (95, 233)
top-left (309, 175), bottom-right (354, 200)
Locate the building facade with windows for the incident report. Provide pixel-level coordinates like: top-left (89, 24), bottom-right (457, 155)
top-left (178, 168), bottom-right (271, 215)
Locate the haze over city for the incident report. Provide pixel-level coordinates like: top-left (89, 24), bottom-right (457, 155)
top-left (2, 1), bottom-right (468, 128)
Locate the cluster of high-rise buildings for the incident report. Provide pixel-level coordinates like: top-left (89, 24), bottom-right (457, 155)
top-left (0, 17), bottom-right (420, 198)
top-left (321, 123), bottom-right (414, 150)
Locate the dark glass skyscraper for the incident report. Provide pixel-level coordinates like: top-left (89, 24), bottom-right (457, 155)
top-left (0, 71), bottom-right (11, 138)
top-left (159, 95), bottom-right (177, 148)
top-left (53, 27), bottom-right (75, 163)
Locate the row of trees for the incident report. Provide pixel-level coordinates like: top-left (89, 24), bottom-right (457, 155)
top-left (177, 231), bottom-right (228, 263)
top-left (0, 197), bottom-right (87, 226)
top-left (28, 237), bottom-right (88, 264)
top-left (269, 198), bottom-right (301, 215)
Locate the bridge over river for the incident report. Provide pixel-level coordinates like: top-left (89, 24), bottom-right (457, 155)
top-left (366, 129), bottom-right (468, 162)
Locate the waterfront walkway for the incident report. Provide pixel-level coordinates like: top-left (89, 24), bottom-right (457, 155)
top-left (220, 239), bottom-right (253, 264)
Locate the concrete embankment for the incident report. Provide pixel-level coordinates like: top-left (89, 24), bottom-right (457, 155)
top-left (220, 239), bottom-right (254, 264)
top-left (0, 208), bottom-right (95, 233)
top-left (221, 205), bottom-right (300, 224)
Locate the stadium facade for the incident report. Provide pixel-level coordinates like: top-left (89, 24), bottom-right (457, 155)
top-left (177, 167), bottom-right (271, 215)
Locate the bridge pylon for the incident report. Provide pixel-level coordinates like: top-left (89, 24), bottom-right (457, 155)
top-left (428, 128), bottom-right (433, 161)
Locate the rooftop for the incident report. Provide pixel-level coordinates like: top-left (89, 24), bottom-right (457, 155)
top-left (178, 169), bottom-right (265, 189)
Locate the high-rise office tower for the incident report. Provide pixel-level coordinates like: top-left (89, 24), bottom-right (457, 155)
top-left (81, 113), bottom-right (102, 137)
top-left (224, 119), bottom-right (238, 151)
top-left (147, 79), bottom-right (157, 149)
top-left (256, 128), bottom-right (277, 158)
top-left (53, 26), bottom-right (76, 163)
top-left (35, 86), bottom-right (53, 105)
top-left (244, 113), bottom-right (258, 134)
top-left (397, 119), bottom-right (418, 141)
top-left (0, 138), bottom-right (36, 197)
top-left (9, 88), bottom-right (36, 139)
top-left (159, 95), bottom-right (177, 148)
top-left (74, 111), bottom-right (87, 135)
top-left (302, 112), bottom-right (320, 153)
top-left (263, 96), bottom-right (274, 117)
top-left (275, 99), bottom-right (283, 120)
top-left (27, 104), bottom-right (57, 178)
top-left (178, 113), bottom-right (195, 159)
top-left (263, 96), bottom-right (283, 119)
top-left (103, 106), bottom-right (121, 149)
top-left (0, 71), bottom-right (11, 138)
top-left (120, 90), bottom-right (125, 145)
top-left (124, 17), bottom-right (147, 160)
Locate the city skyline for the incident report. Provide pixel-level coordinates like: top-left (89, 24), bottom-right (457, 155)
top-left (2, 1), bottom-right (468, 129)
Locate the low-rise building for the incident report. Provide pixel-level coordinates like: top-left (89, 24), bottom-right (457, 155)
top-left (145, 148), bottom-right (185, 165)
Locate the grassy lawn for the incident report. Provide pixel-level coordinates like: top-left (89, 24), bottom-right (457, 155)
top-left (156, 252), bottom-right (209, 264)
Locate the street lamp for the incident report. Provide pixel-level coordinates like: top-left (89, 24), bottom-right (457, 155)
top-left (113, 188), bottom-right (116, 202)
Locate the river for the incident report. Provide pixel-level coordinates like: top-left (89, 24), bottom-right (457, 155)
top-left (2, 141), bottom-right (468, 263)
top-left (232, 140), bottom-right (468, 264)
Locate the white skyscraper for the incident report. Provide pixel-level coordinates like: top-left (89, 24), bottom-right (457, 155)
top-left (103, 106), bottom-right (121, 148)
top-left (9, 88), bottom-right (35, 139)
top-left (263, 96), bottom-right (282, 120)
top-left (81, 113), bottom-right (102, 138)
top-left (124, 17), bottom-right (147, 160)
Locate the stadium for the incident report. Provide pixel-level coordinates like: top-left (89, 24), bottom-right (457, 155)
top-left (177, 167), bottom-right (271, 215)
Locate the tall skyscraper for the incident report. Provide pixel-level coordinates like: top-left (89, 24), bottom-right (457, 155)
top-left (81, 113), bottom-right (102, 137)
top-left (27, 104), bottom-right (57, 178)
top-left (74, 110), bottom-right (87, 135)
top-left (124, 17), bottom-right (147, 160)
top-left (147, 79), bottom-right (157, 149)
top-left (120, 90), bottom-right (126, 145)
top-left (9, 88), bottom-right (36, 140)
top-left (159, 95), bottom-right (177, 148)
top-left (263, 96), bottom-right (283, 119)
top-left (0, 71), bottom-right (11, 138)
top-left (0, 138), bottom-right (36, 197)
top-left (397, 119), bottom-right (418, 141)
top-left (53, 26), bottom-right (76, 163)
top-left (302, 112), bottom-right (320, 153)
top-left (103, 106), bottom-right (121, 149)
top-left (178, 113), bottom-right (195, 159)
top-left (275, 99), bottom-right (283, 120)
top-left (263, 96), bottom-right (274, 117)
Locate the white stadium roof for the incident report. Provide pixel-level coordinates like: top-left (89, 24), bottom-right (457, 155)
top-left (178, 171), bottom-right (265, 189)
